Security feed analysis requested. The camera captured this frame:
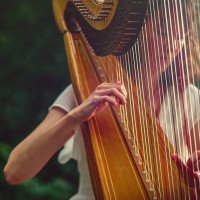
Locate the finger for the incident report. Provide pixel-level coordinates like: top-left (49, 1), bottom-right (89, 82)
top-left (115, 79), bottom-right (121, 83)
top-left (95, 102), bottom-right (108, 113)
top-left (121, 84), bottom-right (128, 98)
top-left (194, 159), bottom-right (200, 171)
top-left (93, 95), bottom-right (118, 107)
top-left (171, 154), bottom-right (197, 187)
top-left (172, 154), bottom-right (191, 177)
top-left (96, 82), bottom-right (126, 97)
top-left (115, 80), bottom-right (127, 98)
top-left (187, 151), bottom-right (200, 170)
top-left (94, 88), bottom-right (127, 105)
top-left (96, 82), bottom-right (121, 89)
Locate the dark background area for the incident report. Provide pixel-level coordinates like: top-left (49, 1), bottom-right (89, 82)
top-left (0, 1), bottom-right (79, 199)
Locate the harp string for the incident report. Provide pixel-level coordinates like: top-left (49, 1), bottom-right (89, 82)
top-left (149, 3), bottom-right (174, 197)
top-left (192, 1), bottom-right (200, 186)
top-left (134, 2), bottom-right (165, 197)
top-left (146, 1), bottom-right (173, 197)
top-left (174, 0), bottom-right (191, 157)
top-left (194, 2), bottom-right (200, 124)
top-left (162, 2), bottom-right (183, 192)
top-left (197, 1), bottom-right (200, 189)
top-left (173, 1), bottom-right (195, 197)
top-left (163, 0), bottom-right (181, 160)
top-left (121, 47), bottom-right (156, 189)
top-left (165, 0), bottom-right (187, 196)
top-left (119, 53), bottom-right (141, 155)
top-left (90, 0), bottom-right (200, 197)
top-left (137, 37), bottom-right (164, 193)
top-left (190, 1), bottom-right (200, 176)
top-left (126, 51), bottom-right (139, 151)
top-left (152, 0), bottom-right (195, 195)
top-left (152, 1), bottom-right (175, 196)
top-left (124, 0), bottom-right (198, 197)
top-left (124, 53), bottom-right (137, 141)
top-left (139, 29), bottom-right (163, 195)
top-left (116, 58), bottom-right (124, 130)
top-left (118, 56), bottom-right (128, 133)
top-left (138, 32), bottom-right (164, 192)
top-left (126, 50), bottom-right (147, 170)
top-left (181, 0), bottom-right (200, 194)
top-left (162, 0), bottom-right (191, 196)
top-left (141, 17), bottom-right (159, 196)
top-left (128, 48), bottom-right (146, 166)
top-left (152, 1), bottom-right (178, 197)
top-left (153, 3), bottom-right (179, 194)
top-left (135, 42), bottom-right (157, 191)
top-left (133, 43), bottom-right (153, 174)
top-left (162, 0), bottom-right (180, 159)
top-left (160, 0), bottom-right (199, 196)
top-left (118, 56), bottom-right (131, 143)
top-left (121, 55), bottom-right (131, 139)
top-left (129, 44), bottom-right (151, 180)
top-left (176, 0), bottom-right (194, 189)
top-left (125, 52), bottom-right (135, 146)
top-left (129, 46), bottom-right (142, 155)
top-left (173, 0), bottom-right (199, 194)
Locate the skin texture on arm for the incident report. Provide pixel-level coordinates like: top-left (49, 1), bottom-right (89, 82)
top-left (4, 107), bottom-right (76, 185)
top-left (4, 82), bottom-right (127, 185)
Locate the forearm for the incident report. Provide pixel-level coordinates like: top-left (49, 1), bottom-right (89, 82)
top-left (4, 112), bottom-right (78, 185)
top-left (4, 82), bottom-right (127, 185)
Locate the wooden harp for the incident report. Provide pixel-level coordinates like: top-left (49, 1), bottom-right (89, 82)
top-left (53, 0), bottom-right (200, 199)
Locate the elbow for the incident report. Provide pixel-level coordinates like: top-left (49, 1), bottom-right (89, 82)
top-left (4, 164), bottom-right (21, 185)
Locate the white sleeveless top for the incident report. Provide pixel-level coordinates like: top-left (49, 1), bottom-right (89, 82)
top-left (159, 84), bottom-right (200, 162)
top-left (50, 84), bottom-right (200, 199)
top-left (49, 85), bottom-right (95, 200)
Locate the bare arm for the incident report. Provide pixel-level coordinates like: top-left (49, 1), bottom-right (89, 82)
top-left (4, 107), bottom-right (77, 185)
top-left (4, 82), bottom-right (127, 185)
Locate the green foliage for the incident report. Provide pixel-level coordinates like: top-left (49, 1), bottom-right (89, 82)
top-left (0, 0), bottom-right (78, 199)
top-left (22, 178), bottom-right (75, 200)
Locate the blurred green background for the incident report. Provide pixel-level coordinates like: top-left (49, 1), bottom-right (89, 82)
top-left (0, 0), bottom-right (79, 199)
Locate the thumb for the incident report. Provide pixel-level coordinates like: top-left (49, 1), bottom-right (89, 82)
top-left (171, 154), bottom-right (192, 176)
top-left (171, 154), bottom-right (198, 187)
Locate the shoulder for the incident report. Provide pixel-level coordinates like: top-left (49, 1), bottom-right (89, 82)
top-left (49, 84), bottom-right (77, 113)
top-left (183, 84), bottom-right (200, 125)
top-left (160, 84), bottom-right (200, 122)
top-left (184, 84), bottom-right (200, 98)
top-left (182, 84), bottom-right (200, 112)
top-left (34, 107), bottom-right (67, 133)
top-left (165, 84), bottom-right (199, 102)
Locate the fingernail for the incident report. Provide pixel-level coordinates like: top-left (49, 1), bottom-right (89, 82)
top-left (122, 86), bottom-right (127, 98)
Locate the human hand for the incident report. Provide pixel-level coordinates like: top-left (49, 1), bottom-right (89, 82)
top-left (171, 151), bottom-right (200, 187)
top-left (69, 82), bottom-right (127, 123)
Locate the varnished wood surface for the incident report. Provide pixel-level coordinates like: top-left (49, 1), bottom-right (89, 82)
top-left (62, 30), bottom-right (191, 199)
top-left (53, 0), bottom-right (149, 56)
top-left (63, 30), bottom-right (151, 199)
top-left (53, 0), bottom-right (194, 199)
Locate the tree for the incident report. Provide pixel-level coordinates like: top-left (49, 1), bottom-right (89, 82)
top-left (0, 1), bottom-right (78, 199)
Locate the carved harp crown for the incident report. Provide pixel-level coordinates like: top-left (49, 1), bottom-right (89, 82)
top-left (53, 0), bottom-right (200, 199)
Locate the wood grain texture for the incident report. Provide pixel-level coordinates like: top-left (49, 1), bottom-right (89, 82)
top-left (53, 0), bottom-right (195, 199)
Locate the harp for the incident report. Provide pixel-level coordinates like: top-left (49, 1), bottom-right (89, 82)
top-left (53, 0), bottom-right (200, 199)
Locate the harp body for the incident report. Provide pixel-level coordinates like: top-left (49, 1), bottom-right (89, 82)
top-left (53, 0), bottom-right (200, 199)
